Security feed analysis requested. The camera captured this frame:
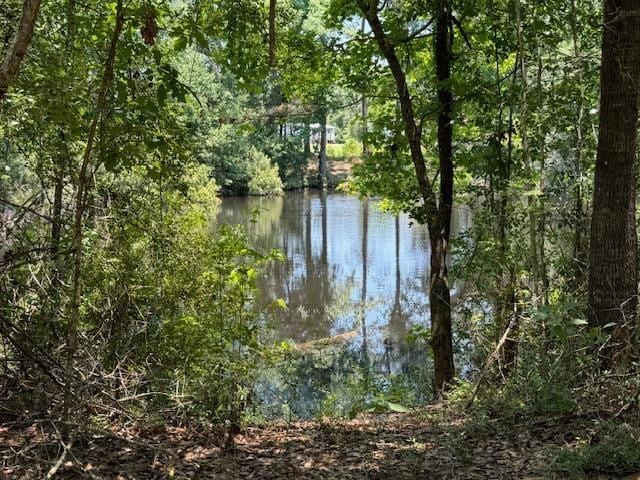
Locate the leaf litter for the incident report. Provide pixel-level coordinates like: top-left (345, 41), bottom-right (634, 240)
top-left (0, 408), bottom-right (634, 479)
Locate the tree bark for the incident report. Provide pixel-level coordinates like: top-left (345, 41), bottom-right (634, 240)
top-left (588, 0), bottom-right (640, 366)
top-left (268, 0), bottom-right (277, 69)
top-left (357, 0), bottom-right (455, 391)
top-left (0, 0), bottom-right (41, 99)
top-left (430, 0), bottom-right (455, 391)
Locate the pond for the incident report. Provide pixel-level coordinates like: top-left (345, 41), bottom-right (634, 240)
top-left (218, 191), bottom-right (472, 418)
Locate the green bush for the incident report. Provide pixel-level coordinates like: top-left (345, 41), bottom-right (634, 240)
top-left (84, 163), bottom-right (281, 430)
top-left (247, 147), bottom-right (284, 196)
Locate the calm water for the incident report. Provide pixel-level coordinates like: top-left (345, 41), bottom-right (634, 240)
top-left (217, 191), bottom-right (471, 417)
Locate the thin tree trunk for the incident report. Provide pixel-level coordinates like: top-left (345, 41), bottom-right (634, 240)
top-left (268, 0), bottom-right (277, 69)
top-left (48, 0), bottom-right (77, 339)
top-left (536, 48), bottom-right (549, 305)
top-left (499, 0), bottom-right (529, 375)
top-left (303, 121), bottom-right (311, 157)
top-left (266, 0), bottom-right (281, 135)
top-left (0, 0), bottom-right (41, 99)
top-left (63, 0), bottom-right (125, 431)
top-left (515, 0), bottom-right (539, 299)
top-left (361, 17), bottom-right (369, 157)
top-left (587, 0), bottom-right (640, 366)
top-left (570, 0), bottom-right (586, 286)
top-left (319, 110), bottom-right (328, 186)
top-left (361, 96), bottom-right (368, 156)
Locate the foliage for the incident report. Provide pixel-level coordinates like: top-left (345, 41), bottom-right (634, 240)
top-left (246, 147), bottom-right (284, 196)
top-left (79, 163), bottom-right (283, 426)
top-left (552, 422), bottom-right (640, 478)
top-left (1, 0), bottom-right (639, 465)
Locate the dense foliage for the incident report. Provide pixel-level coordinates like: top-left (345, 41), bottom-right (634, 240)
top-left (1, 0), bottom-right (640, 475)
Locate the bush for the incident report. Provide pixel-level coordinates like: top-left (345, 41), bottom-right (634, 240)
top-left (552, 422), bottom-right (640, 478)
top-left (84, 163), bottom-right (281, 432)
top-left (247, 147), bottom-right (284, 196)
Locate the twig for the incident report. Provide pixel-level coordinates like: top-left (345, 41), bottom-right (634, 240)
top-left (466, 314), bottom-right (519, 409)
top-left (46, 426), bottom-right (74, 479)
top-left (0, 195), bottom-right (52, 222)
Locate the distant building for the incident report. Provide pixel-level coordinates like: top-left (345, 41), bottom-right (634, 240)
top-left (286, 123), bottom-right (338, 144)
top-left (309, 123), bottom-right (337, 144)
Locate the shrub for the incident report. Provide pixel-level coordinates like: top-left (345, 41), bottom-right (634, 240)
top-left (552, 422), bottom-right (640, 478)
top-left (83, 163), bottom-right (281, 433)
top-left (247, 147), bottom-right (284, 196)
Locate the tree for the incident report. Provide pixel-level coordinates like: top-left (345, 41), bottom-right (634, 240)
top-left (587, 0), bottom-right (640, 365)
top-left (356, 0), bottom-right (455, 391)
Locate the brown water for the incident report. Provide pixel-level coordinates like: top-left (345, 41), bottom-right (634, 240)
top-left (217, 191), bottom-right (472, 417)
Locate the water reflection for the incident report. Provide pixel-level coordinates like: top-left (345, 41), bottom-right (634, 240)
top-left (217, 191), bottom-right (471, 417)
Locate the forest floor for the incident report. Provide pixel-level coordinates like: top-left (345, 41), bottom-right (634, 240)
top-left (2, 405), bottom-right (634, 479)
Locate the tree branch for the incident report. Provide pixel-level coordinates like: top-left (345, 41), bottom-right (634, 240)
top-left (0, 0), bottom-right (42, 99)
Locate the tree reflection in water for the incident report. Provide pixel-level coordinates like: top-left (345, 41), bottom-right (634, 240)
top-left (217, 191), bottom-right (470, 418)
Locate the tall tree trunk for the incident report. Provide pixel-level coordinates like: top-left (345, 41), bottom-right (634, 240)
top-left (430, 0), bottom-right (455, 391)
top-left (535, 48), bottom-right (549, 305)
top-left (588, 0), bottom-right (640, 366)
top-left (63, 0), bottom-right (125, 431)
top-left (515, 0), bottom-right (539, 299)
top-left (48, 0), bottom-right (77, 341)
top-left (319, 110), bottom-right (328, 186)
top-left (361, 17), bottom-right (369, 157)
top-left (357, 0), bottom-right (455, 392)
top-left (570, 0), bottom-right (587, 286)
top-left (266, 0), bottom-right (282, 136)
top-left (0, 0), bottom-right (41, 99)
top-left (268, 0), bottom-right (277, 69)
top-left (361, 96), bottom-right (368, 156)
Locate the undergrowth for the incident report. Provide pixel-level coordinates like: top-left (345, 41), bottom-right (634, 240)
top-left (552, 421), bottom-right (640, 478)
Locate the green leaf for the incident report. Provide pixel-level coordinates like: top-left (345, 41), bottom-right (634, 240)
top-left (570, 319), bottom-right (588, 326)
top-left (174, 36), bottom-right (188, 52)
top-left (193, 30), bottom-right (208, 50)
top-left (386, 402), bottom-right (409, 413)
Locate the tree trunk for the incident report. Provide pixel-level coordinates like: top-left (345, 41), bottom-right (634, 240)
top-left (319, 110), bottom-right (328, 186)
top-left (588, 0), bottom-right (640, 366)
top-left (515, 0), bottom-right (540, 301)
top-left (361, 96), bottom-right (368, 156)
top-left (431, 0), bottom-right (455, 391)
top-left (570, 0), bottom-right (587, 286)
top-left (535, 49), bottom-right (549, 305)
top-left (63, 0), bottom-right (125, 432)
top-left (303, 121), bottom-right (311, 157)
top-left (358, 0), bottom-right (455, 392)
top-left (361, 17), bottom-right (369, 157)
top-left (0, 0), bottom-right (41, 99)
top-left (268, 0), bottom-right (277, 69)
top-left (429, 232), bottom-right (455, 390)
